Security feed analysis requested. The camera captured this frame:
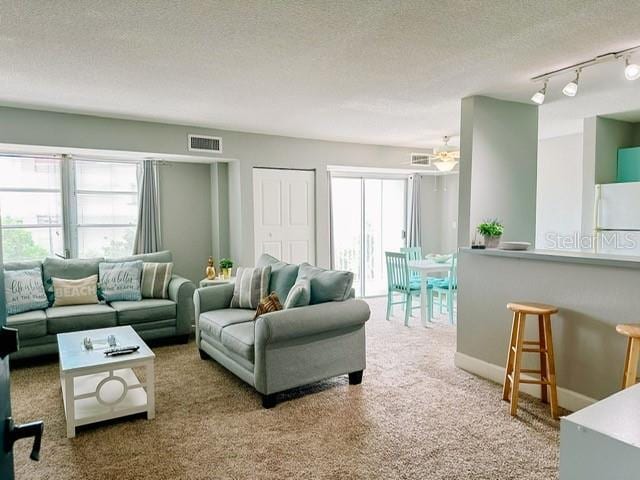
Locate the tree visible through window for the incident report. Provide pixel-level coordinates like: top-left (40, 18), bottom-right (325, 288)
top-left (0, 155), bottom-right (139, 262)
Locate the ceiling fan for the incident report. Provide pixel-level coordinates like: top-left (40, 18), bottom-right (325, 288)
top-left (428, 136), bottom-right (460, 172)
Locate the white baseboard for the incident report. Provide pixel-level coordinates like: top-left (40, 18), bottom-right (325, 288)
top-left (454, 352), bottom-right (597, 413)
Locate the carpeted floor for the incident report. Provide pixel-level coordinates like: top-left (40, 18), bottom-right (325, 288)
top-left (11, 298), bottom-right (560, 480)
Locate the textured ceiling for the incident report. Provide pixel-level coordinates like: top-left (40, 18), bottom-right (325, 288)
top-left (1, 0), bottom-right (640, 147)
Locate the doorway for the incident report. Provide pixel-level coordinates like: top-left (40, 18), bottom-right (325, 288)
top-left (253, 168), bottom-right (316, 264)
top-left (331, 175), bottom-right (407, 297)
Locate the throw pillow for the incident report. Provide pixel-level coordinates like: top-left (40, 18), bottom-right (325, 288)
top-left (297, 263), bottom-right (354, 305)
top-left (255, 253), bottom-right (299, 301)
top-left (4, 267), bottom-right (49, 315)
top-left (99, 261), bottom-right (143, 302)
top-left (283, 277), bottom-right (311, 309)
top-left (141, 262), bottom-right (173, 299)
top-left (52, 275), bottom-right (100, 307)
top-left (254, 292), bottom-right (283, 320)
top-left (230, 266), bottom-right (272, 309)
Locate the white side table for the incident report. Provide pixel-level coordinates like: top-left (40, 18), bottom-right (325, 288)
top-left (199, 277), bottom-right (235, 288)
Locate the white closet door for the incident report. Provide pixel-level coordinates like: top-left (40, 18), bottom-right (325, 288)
top-left (253, 168), bottom-right (315, 264)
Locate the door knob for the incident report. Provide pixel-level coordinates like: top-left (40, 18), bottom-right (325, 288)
top-left (5, 417), bottom-right (44, 461)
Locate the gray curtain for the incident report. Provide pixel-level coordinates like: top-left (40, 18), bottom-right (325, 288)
top-left (133, 160), bottom-right (161, 254)
top-left (407, 174), bottom-right (422, 247)
top-left (328, 170), bottom-right (335, 269)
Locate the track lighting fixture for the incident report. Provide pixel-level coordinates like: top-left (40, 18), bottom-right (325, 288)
top-left (624, 57), bottom-right (640, 81)
top-left (531, 80), bottom-right (548, 105)
top-left (562, 70), bottom-right (580, 97)
top-left (530, 44), bottom-right (640, 104)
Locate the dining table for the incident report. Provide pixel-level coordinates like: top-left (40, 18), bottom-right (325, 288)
top-left (408, 258), bottom-right (453, 326)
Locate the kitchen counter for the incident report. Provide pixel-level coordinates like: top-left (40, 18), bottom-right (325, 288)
top-left (461, 247), bottom-right (640, 269)
top-left (455, 247), bottom-right (640, 411)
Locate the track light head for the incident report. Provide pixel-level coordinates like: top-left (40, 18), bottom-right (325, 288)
top-left (562, 70), bottom-right (580, 97)
top-left (625, 57), bottom-right (640, 81)
top-left (531, 80), bottom-right (548, 105)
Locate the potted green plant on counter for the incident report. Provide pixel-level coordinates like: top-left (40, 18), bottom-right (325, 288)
top-left (477, 219), bottom-right (504, 248)
top-left (219, 258), bottom-right (233, 279)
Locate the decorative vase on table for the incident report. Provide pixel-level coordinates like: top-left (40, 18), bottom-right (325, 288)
top-left (483, 235), bottom-right (501, 249)
top-left (476, 219), bottom-right (504, 249)
top-left (205, 257), bottom-right (216, 280)
top-left (219, 259), bottom-right (233, 279)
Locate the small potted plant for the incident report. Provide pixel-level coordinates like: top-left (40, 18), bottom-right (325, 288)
top-left (477, 219), bottom-right (504, 249)
top-left (219, 258), bottom-right (233, 279)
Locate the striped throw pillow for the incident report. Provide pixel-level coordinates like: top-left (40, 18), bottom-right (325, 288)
top-left (230, 266), bottom-right (271, 309)
top-left (254, 292), bottom-right (283, 320)
top-left (141, 262), bottom-right (173, 299)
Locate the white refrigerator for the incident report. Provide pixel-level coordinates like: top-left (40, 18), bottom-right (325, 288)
top-left (595, 182), bottom-right (640, 255)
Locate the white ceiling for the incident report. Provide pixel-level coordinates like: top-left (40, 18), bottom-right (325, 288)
top-left (2, 1), bottom-right (640, 148)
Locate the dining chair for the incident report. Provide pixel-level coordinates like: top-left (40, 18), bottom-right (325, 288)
top-left (401, 246), bottom-right (442, 285)
top-left (400, 246), bottom-right (423, 282)
top-left (429, 253), bottom-right (458, 324)
top-left (385, 251), bottom-right (431, 326)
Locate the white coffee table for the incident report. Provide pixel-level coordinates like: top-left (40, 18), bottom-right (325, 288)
top-left (57, 326), bottom-right (155, 438)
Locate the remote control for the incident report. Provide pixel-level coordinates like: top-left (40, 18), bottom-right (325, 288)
top-left (104, 345), bottom-right (140, 356)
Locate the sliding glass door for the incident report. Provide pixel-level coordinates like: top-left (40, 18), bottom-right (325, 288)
top-left (331, 175), bottom-right (407, 297)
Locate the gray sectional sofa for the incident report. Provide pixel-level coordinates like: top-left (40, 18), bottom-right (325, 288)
top-left (194, 254), bottom-right (371, 408)
top-left (5, 250), bottom-right (195, 360)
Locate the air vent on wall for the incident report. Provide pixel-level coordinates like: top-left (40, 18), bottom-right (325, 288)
top-left (410, 153), bottom-right (431, 166)
top-left (188, 134), bottom-right (222, 153)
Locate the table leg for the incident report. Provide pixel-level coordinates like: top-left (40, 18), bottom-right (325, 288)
top-left (420, 271), bottom-right (428, 326)
top-left (146, 361), bottom-right (155, 420)
top-left (64, 374), bottom-right (75, 438)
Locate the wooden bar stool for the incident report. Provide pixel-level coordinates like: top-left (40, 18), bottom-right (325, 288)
top-left (502, 302), bottom-right (559, 418)
top-left (616, 324), bottom-right (640, 389)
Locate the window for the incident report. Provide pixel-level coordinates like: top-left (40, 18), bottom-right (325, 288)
top-left (0, 155), bottom-right (140, 262)
top-left (0, 156), bottom-right (64, 261)
top-left (73, 160), bottom-right (139, 258)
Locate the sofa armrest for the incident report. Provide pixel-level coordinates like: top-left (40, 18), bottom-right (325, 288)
top-left (193, 283), bottom-right (234, 314)
top-left (255, 299), bottom-right (370, 345)
top-left (167, 275), bottom-right (196, 336)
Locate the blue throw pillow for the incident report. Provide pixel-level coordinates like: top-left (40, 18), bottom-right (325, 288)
top-left (99, 261), bottom-right (143, 302)
top-left (4, 267), bottom-right (49, 315)
top-left (297, 263), bottom-right (354, 305)
top-left (283, 277), bottom-right (311, 309)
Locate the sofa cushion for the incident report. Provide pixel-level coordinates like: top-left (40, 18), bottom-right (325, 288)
top-left (297, 263), bottom-right (354, 305)
top-left (199, 309), bottom-right (254, 341)
top-left (7, 310), bottom-right (47, 340)
top-left (230, 266), bottom-right (271, 309)
top-left (221, 322), bottom-right (255, 363)
top-left (43, 257), bottom-right (103, 303)
top-left (3, 260), bottom-right (43, 271)
top-left (45, 304), bottom-right (117, 334)
top-left (52, 275), bottom-right (99, 307)
top-left (256, 254), bottom-right (299, 301)
top-left (99, 261), bottom-right (143, 302)
top-left (5, 267), bottom-right (49, 315)
top-left (141, 262), bottom-right (173, 299)
top-left (111, 299), bottom-right (176, 325)
top-left (106, 250), bottom-right (173, 264)
top-left (283, 278), bottom-right (311, 309)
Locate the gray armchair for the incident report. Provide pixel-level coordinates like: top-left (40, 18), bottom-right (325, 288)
top-left (194, 283), bottom-right (370, 407)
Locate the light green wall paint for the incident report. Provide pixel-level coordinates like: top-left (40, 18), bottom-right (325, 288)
top-left (0, 106), bottom-right (429, 269)
top-left (458, 96), bottom-right (538, 246)
top-left (158, 162), bottom-right (212, 283)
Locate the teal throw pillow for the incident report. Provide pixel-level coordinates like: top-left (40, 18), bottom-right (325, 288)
top-left (4, 267), bottom-right (49, 315)
top-left (256, 253), bottom-right (299, 301)
top-left (297, 263), bottom-right (354, 305)
top-left (99, 261), bottom-right (143, 302)
top-left (283, 278), bottom-right (311, 309)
